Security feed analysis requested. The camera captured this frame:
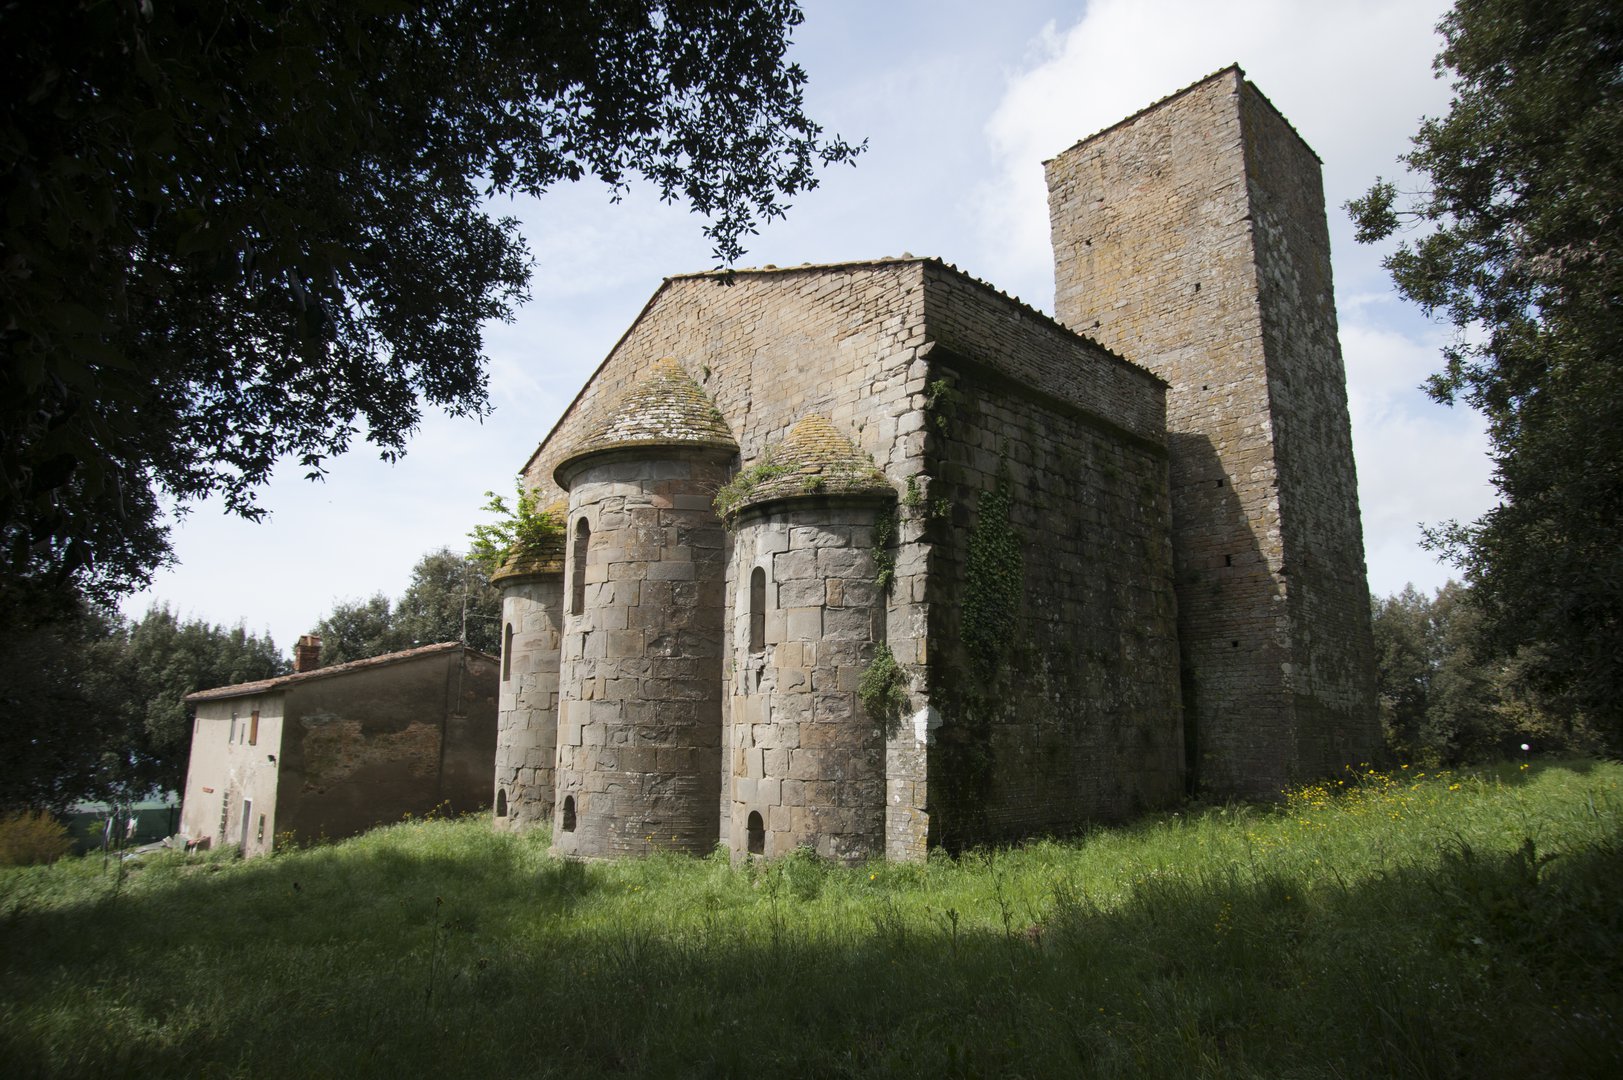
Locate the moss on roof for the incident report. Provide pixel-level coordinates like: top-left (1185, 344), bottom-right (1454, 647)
top-left (556, 358), bottom-right (735, 483)
top-left (488, 498), bottom-right (568, 583)
top-left (717, 415), bottom-right (894, 521)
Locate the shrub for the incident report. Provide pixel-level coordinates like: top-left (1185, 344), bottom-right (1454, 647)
top-left (0, 809), bottom-right (73, 866)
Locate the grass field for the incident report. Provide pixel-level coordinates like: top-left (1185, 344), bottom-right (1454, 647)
top-left (2, 760), bottom-right (1619, 1078)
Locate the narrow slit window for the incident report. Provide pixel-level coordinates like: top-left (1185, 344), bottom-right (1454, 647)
top-left (571, 519), bottom-right (590, 616)
top-left (749, 567), bottom-right (767, 653)
top-left (502, 623), bottom-right (514, 681)
top-left (561, 795), bottom-right (577, 832)
top-left (248, 709), bottom-right (259, 746)
top-left (747, 811), bottom-right (765, 855)
top-left (495, 788), bottom-right (508, 818)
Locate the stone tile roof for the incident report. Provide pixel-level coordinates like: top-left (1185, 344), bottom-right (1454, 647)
top-left (489, 498), bottom-right (568, 583)
top-left (556, 357), bottom-right (736, 484)
top-left (184, 642), bottom-right (496, 703)
top-left (720, 414), bottom-right (895, 520)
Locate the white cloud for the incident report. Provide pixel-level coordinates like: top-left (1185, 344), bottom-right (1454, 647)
top-left (969, 0), bottom-right (1454, 306)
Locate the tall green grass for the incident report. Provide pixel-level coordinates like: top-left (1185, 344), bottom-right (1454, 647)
top-left (2, 760), bottom-right (1618, 1078)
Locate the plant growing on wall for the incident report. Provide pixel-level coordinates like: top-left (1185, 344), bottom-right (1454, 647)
top-left (712, 449), bottom-right (793, 526)
top-left (858, 643), bottom-right (907, 736)
top-left (467, 483), bottom-right (563, 576)
top-left (962, 469), bottom-right (1023, 679)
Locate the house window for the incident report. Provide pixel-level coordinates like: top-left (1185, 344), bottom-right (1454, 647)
top-left (749, 567), bottom-right (767, 653)
top-left (228, 712), bottom-right (237, 744)
top-left (257, 815), bottom-right (266, 843)
top-left (502, 623), bottom-right (514, 681)
top-left (561, 795), bottom-right (577, 832)
top-left (747, 811), bottom-right (765, 855)
top-left (248, 709), bottom-right (259, 746)
top-left (571, 518), bottom-right (591, 616)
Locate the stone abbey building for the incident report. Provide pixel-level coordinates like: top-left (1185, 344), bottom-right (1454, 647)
top-left (490, 67), bottom-right (1379, 862)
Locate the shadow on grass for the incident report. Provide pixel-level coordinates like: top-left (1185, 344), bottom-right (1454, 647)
top-left (2, 814), bottom-right (1619, 1080)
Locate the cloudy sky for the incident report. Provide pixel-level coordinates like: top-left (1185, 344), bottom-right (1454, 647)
top-left (123, 0), bottom-right (1490, 654)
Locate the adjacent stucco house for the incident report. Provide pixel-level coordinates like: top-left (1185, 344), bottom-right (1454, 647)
top-left (179, 638), bottom-right (498, 856)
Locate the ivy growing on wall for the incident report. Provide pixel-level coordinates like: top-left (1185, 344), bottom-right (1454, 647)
top-left (857, 642), bottom-right (907, 737)
top-left (962, 464), bottom-right (1023, 679)
top-left (871, 506), bottom-right (897, 592)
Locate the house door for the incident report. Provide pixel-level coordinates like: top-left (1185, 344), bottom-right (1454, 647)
top-left (240, 798), bottom-right (253, 853)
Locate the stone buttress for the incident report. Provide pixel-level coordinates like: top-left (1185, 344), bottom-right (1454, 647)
top-left (551, 358), bottom-right (737, 857)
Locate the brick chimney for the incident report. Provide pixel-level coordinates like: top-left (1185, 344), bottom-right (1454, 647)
top-left (294, 634), bottom-right (322, 673)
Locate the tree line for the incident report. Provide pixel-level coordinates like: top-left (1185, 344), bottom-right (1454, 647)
top-left (0, 548), bottom-right (499, 813)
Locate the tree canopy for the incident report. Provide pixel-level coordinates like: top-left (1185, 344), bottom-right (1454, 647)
top-left (1349, 0), bottom-right (1623, 744)
top-left (0, 604), bottom-right (285, 812)
top-left (309, 548), bottom-right (501, 665)
top-left (1, 0), bottom-right (859, 611)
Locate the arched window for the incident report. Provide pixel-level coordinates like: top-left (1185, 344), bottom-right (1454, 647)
top-left (746, 810), bottom-right (765, 855)
top-left (502, 623), bottom-right (514, 681)
top-left (495, 788), bottom-right (508, 817)
top-left (561, 795), bottom-right (577, 832)
top-left (749, 567), bottom-right (766, 653)
top-left (571, 518), bottom-right (590, 616)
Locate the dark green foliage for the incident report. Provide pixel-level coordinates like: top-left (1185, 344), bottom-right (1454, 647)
top-left (961, 470), bottom-right (1023, 679)
top-left (0, 602), bottom-right (284, 812)
top-left (856, 643), bottom-right (907, 736)
top-left (0, 0), bottom-right (861, 612)
top-left (307, 594), bottom-right (404, 669)
top-left (309, 548), bottom-right (502, 666)
top-left (467, 485), bottom-right (563, 577)
top-left (121, 606), bottom-right (288, 792)
top-left (1349, 0), bottom-right (1623, 745)
top-left (1371, 582), bottom-right (1601, 764)
top-left (394, 549), bottom-right (503, 657)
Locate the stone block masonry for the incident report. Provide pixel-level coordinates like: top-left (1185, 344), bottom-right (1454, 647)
top-left (1045, 66), bottom-right (1379, 796)
top-left (493, 68), bottom-right (1382, 860)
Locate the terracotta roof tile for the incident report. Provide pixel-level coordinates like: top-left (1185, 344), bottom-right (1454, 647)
top-left (184, 642), bottom-right (496, 703)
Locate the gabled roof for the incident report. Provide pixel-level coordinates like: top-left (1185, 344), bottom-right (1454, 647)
top-left (184, 642), bottom-right (496, 704)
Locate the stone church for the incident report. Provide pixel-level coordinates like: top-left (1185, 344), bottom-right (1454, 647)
top-left (489, 66), bottom-right (1379, 863)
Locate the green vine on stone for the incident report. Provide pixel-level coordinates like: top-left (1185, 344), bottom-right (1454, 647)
top-left (468, 481), bottom-right (563, 576)
top-left (925, 378), bottom-right (963, 436)
top-left (872, 506), bottom-right (897, 592)
top-left (713, 449), bottom-right (793, 527)
top-left (962, 465), bottom-right (1023, 679)
top-left (858, 643), bottom-right (907, 736)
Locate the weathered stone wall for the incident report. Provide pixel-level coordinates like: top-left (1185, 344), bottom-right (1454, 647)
top-left (276, 647), bottom-right (498, 842)
top-left (521, 264), bottom-right (937, 856)
top-left (915, 276), bottom-right (1183, 849)
top-left (1045, 66), bottom-right (1378, 795)
top-left (553, 448), bottom-right (732, 857)
top-left (727, 502), bottom-right (889, 863)
top-left (1238, 84), bottom-right (1381, 776)
top-left (493, 576), bottom-right (563, 831)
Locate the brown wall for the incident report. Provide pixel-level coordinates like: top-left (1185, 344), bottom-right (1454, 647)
top-left (275, 648), bottom-right (497, 842)
top-left (1045, 68), bottom-right (1378, 796)
top-left (917, 282), bottom-right (1182, 848)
